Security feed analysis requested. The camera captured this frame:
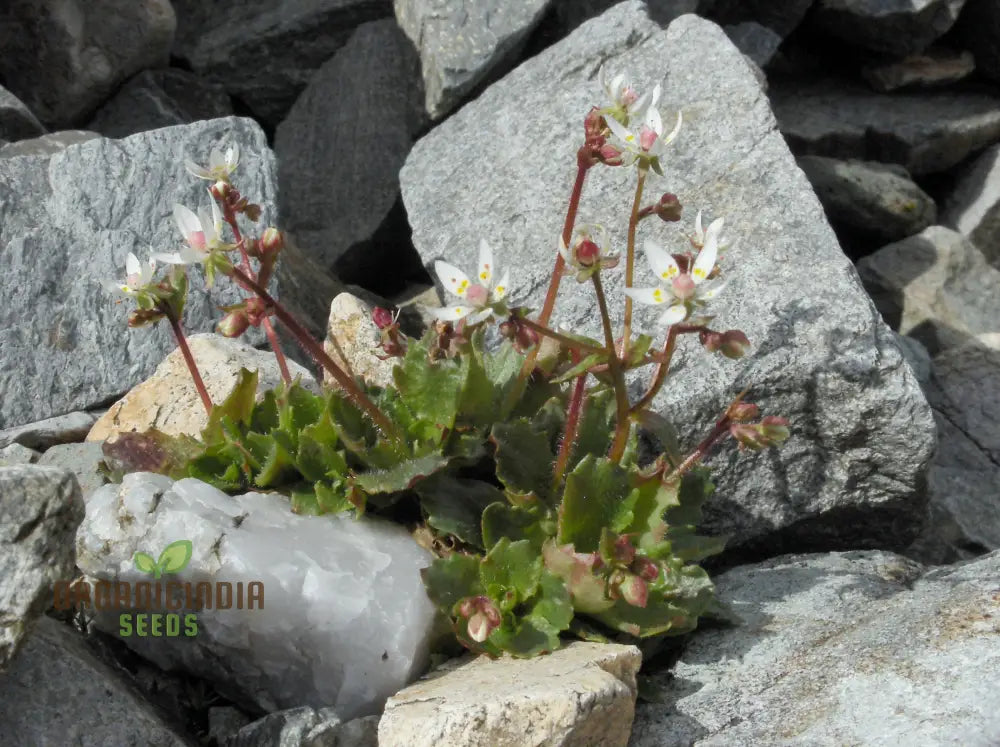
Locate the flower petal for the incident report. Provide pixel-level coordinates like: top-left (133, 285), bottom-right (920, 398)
top-left (658, 303), bottom-right (689, 326)
top-left (466, 308), bottom-right (495, 325)
top-left (692, 225), bottom-right (719, 283)
top-left (173, 204), bottom-right (202, 240)
top-left (662, 110), bottom-right (683, 146)
top-left (625, 286), bottom-right (670, 306)
top-left (426, 304), bottom-right (473, 321)
top-left (184, 160), bottom-right (212, 179)
top-left (643, 239), bottom-right (681, 282)
top-left (492, 270), bottom-right (510, 301)
top-left (604, 113), bottom-right (633, 145)
top-left (433, 260), bottom-right (472, 299)
top-left (125, 252), bottom-right (141, 278)
top-left (477, 239), bottom-right (494, 286)
top-left (694, 210), bottom-right (704, 243)
top-left (225, 143), bottom-right (239, 170)
top-left (697, 279), bottom-right (726, 301)
top-left (644, 106), bottom-right (663, 138)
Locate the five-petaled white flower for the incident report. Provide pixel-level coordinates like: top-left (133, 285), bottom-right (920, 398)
top-left (625, 218), bottom-right (726, 326)
top-left (427, 240), bottom-right (510, 325)
top-left (104, 252), bottom-right (157, 298)
top-left (604, 90), bottom-right (682, 169)
top-left (185, 142), bottom-right (240, 182)
top-left (154, 200), bottom-right (227, 265)
top-left (599, 66), bottom-right (658, 118)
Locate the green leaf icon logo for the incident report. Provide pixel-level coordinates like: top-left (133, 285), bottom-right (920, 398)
top-left (157, 540), bottom-right (193, 576)
top-left (134, 551), bottom-right (157, 576)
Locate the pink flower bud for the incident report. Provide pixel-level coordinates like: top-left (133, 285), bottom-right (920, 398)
top-left (217, 309), bottom-right (250, 338)
top-left (671, 273), bottom-right (696, 300)
top-left (619, 574), bottom-right (649, 608)
top-left (727, 401), bottom-right (760, 422)
top-left (245, 297), bottom-right (269, 326)
top-left (209, 180), bottom-right (231, 201)
top-left (584, 107), bottom-right (605, 139)
top-left (719, 330), bottom-right (751, 359)
top-left (638, 125), bottom-right (658, 152)
top-left (700, 330), bottom-right (723, 353)
top-left (372, 306), bottom-right (395, 330)
top-left (457, 595), bottom-right (501, 643)
top-left (260, 227), bottom-right (284, 255)
top-left (621, 87), bottom-right (639, 108)
top-left (575, 239), bottom-right (602, 267)
top-left (598, 144), bottom-right (623, 166)
top-left (632, 556), bottom-right (660, 582)
top-left (655, 193), bottom-right (682, 222)
top-left (730, 423), bottom-right (768, 450)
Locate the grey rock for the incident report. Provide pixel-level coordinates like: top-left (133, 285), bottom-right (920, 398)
top-left (723, 22), bottom-right (782, 69)
top-left (943, 142), bottom-right (1000, 267)
top-left (225, 707), bottom-right (378, 747)
top-left (0, 616), bottom-right (192, 745)
top-left (0, 411), bottom-right (98, 450)
top-left (556, 0), bottom-right (717, 33)
top-left (797, 156), bottom-right (937, 241)
top-left (171, 0), bottom-right (390, 127)
top-left (77, 473), bottom-right (439, 717)
top-left (712, 0), bottom-right (814, 37)
top-left (275, 20), bottom-right (424, 269)
top-left (0, 85), bottom-right (45, 142)
top-left (771, 78), bottom-right (1000, 174)
top-left (862, 49), bottom-right (976, 92)
top-left (813, 0), bottom-right (967, 56)
top-left (0, 444), bottom-right (41, 467)
top-left (309, 715), bottom-right (380, 747)
top-left (0, 130), bottom-right (100, 158)
top-left (893, 332), bottom-right (932, 385)
top-left (955, 0), bottom-right (1000, 82)
top-left (401, 4), bottom-right (935, 553)
top-left (37, 442), bottom-right (108, 499)
top-left (209, 706), bottom-right (254, 745)
top-left (0, 0), bottom-right (176, 127)
top-left (87, 69), bottom-right (233, 140)
top-left (0, 117), bottom-right (274, 430)
top-left (630, 550), bottom-right (1000, 745)
top-left (0, 466), bottom-right (83, 668)
top-left (857, 226), bottom-right (1000, 355)
top-left (395, 0), bottom-right (552, 119)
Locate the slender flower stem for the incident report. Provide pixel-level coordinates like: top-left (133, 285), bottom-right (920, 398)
top-left (553, 361), bottom-right (588, 489)
top-left (509, 158), bottom-right (591, 406)
top-left (227, 265), bottom-right (402, 443)
top-left (621, 166), bottom-right (648, 360)
top-left (592, 272), bottom-right (631, 462)
top-left (222, 207), bottom-right (293, 386)
top-left (666, 415), bottom-right (732, 480)
top-left (516, 316), bottom-right (608, 356)
top-left (163, 308), bottom-right (213, 415)
top-left (631, 326), bottom-right (680, 414)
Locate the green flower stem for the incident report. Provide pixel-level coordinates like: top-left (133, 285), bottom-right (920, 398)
top-left (516, 316), bottom-right (608, 356)
top-left (508, 157), bottom-right (591, 407)
top-left (552, 362), bottom-right (588, 489)
top-left (222, 207), bottom-right (293, 386)
top-left (227, 265), bottom-right (403, 444)
top-left (162, 307), bottom-right (213, 415)
top-left (593, 272), bottom-right (631, 462)
top-left (621, 165), bottom-right (648, 361)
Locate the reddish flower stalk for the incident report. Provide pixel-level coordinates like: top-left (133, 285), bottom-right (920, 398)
top-left (221, 207), bottom-right (292, 386)
top-left (592, 271), bottom-right (631, 462)
top-left (163, 308), bottom-right (213, 415)
top-left (552, 356), bottom-right (588, 489)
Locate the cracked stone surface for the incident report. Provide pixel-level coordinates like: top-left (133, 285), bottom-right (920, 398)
top-left (0, 466), bottom-right (83, 668)
top-left (630, 550), bottom-right (1000, 745)
top-left (75, 472), bottom-right (439, 719)
top-left (401, 3), bottom-right (935, 555)
top-left (379, 642), bottom-right (641, 747)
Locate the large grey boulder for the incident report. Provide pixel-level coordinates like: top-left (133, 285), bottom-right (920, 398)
top-left (0, 466), bottom-right (83, 668)
top-left (942, 142), bottom-right (1000, 267)
top-left (0, 617), bottom-right (192, 745)
top-left (395, 0), bottom-right (552, 119)
top-left (0, 0), bottom-right (176, 127)
top-left (0, 411), bottom-right (98, 450)
top-left (0, 117), bottom-right (274, 430)
top-left (771, 79), bottom-right (1000, 175)
top-left (37, 442), bottom-right (107, 499)
top-left (712, 0), bottom-right (814, 37)
top-left (275, 20), bottom-right (425, 270)
top-left (171, 0), bottom-right (391, 127)
top-left (0, 85), bottom-right (45, 143)
top-left (812, 0), bottom-right (967, 56)
top-left (76, 473), bottom-right (439, 718)
top-left (630, 550), bottom-right (1000, 745)
top-left (87, 69), bottom-right (233, 140)
top-left (856, 226), bottom-right (1000, 355)
top-left (797, 156), bottom-right (937, 242)
top-left (401, 4), bottom-right (935, 553)
top-left (556, 0), bottom-right (717, 33)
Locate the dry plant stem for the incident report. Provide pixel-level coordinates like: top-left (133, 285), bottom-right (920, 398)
top-left (517, 316), bottom-right (607, 356)
top-left (223, 207), bottom-right (293, 386)
top-left (163, 308), bottom-right (213, 415)
top-left (592, 272), bottom-right (631, 462)
top-left (227, 265), bottom-right (401, 443)
top-left (621, 166), bottom-right (648, 360)
top-left (510, 158), bottom-right (591, 401)
top-left (553, 360), bottom-right (588, 489)
top-left (668, 416), bottom-right (732, 480)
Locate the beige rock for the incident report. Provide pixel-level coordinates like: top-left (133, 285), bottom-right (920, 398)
top-left (378, 642), bottom-right (641, 747)
top-left (324, 292), bottom-right (397, 389)
top-left (87, 334), bottom-right (318, 442)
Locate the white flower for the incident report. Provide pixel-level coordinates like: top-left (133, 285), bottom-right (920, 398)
top-left (426, 239), bottom-right (510, 325)
top-left (690, 210), bottom-right (728, 252)
top-left (185, 142), bottom-right (240, 182)
top-left (103, 252), bottom-right (157, 298)
top-left (604, 91), bottom-right (682, 167)
top-left (599, 66), bottom-right (659, 117)
top-left (154, 199), bottom-right (227, 265)
top-left (625, 221), bottom-right (726, 326)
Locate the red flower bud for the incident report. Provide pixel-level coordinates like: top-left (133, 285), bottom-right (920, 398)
top-left (727, 401), bottom-right (760, 422)
top-left (260, 227), bottom-right (284, 255)
top-left (618, 574), bottom-right (649, 608)
top-left (632, 556), bottom-right (660, 582)
top-left (372, 306), bottom-right (395, 330)
top-left (217, 308), bottom-right (250, 338)
top-left (719, 330), bottom-right (751, 359)
top-left (209, 180), bottom-right (231, 201)
top-left (576, 239), bottom-right (602, 267)
top-left (655, 193), bottom-right (683, 222)
top-left (245, 297), bottom-right (269, 326)
top-left (760, 416), bottom-right (791, 444)
top-left (613, 534), bottom-right (636, 565)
